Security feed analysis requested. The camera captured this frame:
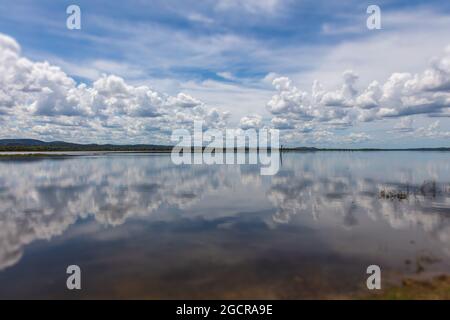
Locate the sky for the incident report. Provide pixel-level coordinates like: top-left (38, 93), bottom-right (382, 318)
top-left (0, 0), bottom-right (450, 147)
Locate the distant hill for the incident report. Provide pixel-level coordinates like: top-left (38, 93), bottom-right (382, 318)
top-left (0, 139), bottom-right (173, 151)
top-left (0, 139), bottom-right (52, 146)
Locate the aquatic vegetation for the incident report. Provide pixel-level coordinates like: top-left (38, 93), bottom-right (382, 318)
top-left (379, 189), bottom-right (409, 200)
top-left (379, 180), bottom-right (447, 200)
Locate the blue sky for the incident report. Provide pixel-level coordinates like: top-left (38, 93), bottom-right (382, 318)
top-left (0, 0), bottom-right (450, 147)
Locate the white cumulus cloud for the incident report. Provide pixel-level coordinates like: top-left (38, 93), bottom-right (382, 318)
top-left (266, 46), bottom-right (450, 134)
top-left (0, 33), bottom-right (230, 144)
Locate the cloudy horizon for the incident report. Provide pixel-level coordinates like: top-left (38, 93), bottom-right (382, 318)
top-left (1, 0), bottom-right (450, 148)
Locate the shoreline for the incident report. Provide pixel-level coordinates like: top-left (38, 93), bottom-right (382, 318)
top-left (1, 148), bottom-right (450, 154)
top-left (364, 274), bottom-right (450, 300)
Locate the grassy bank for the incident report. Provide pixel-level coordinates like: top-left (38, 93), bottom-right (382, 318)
top-left (366, 275), bottom-right (450, 300)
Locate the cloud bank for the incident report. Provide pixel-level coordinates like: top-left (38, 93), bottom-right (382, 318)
top-left (0, 33), bottom-right (229, 144)
top-left (1, 31), bottom-right (449, 146)
top-left (266, 46), bottom-right (450, 133)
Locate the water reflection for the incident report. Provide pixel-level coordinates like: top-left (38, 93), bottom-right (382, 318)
top-left (269, 154), bottom-right (450, 240)
top-left (0, 155), bottom-right (239, 270)
top-left (0, 152), bottom-right (449, 298)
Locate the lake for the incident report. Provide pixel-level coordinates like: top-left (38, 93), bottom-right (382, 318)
top-left (0, 152), bottom-right (449, 299)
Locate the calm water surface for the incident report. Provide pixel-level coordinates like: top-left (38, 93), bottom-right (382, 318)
top-left (0, 152), bottom-right (449, 299)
